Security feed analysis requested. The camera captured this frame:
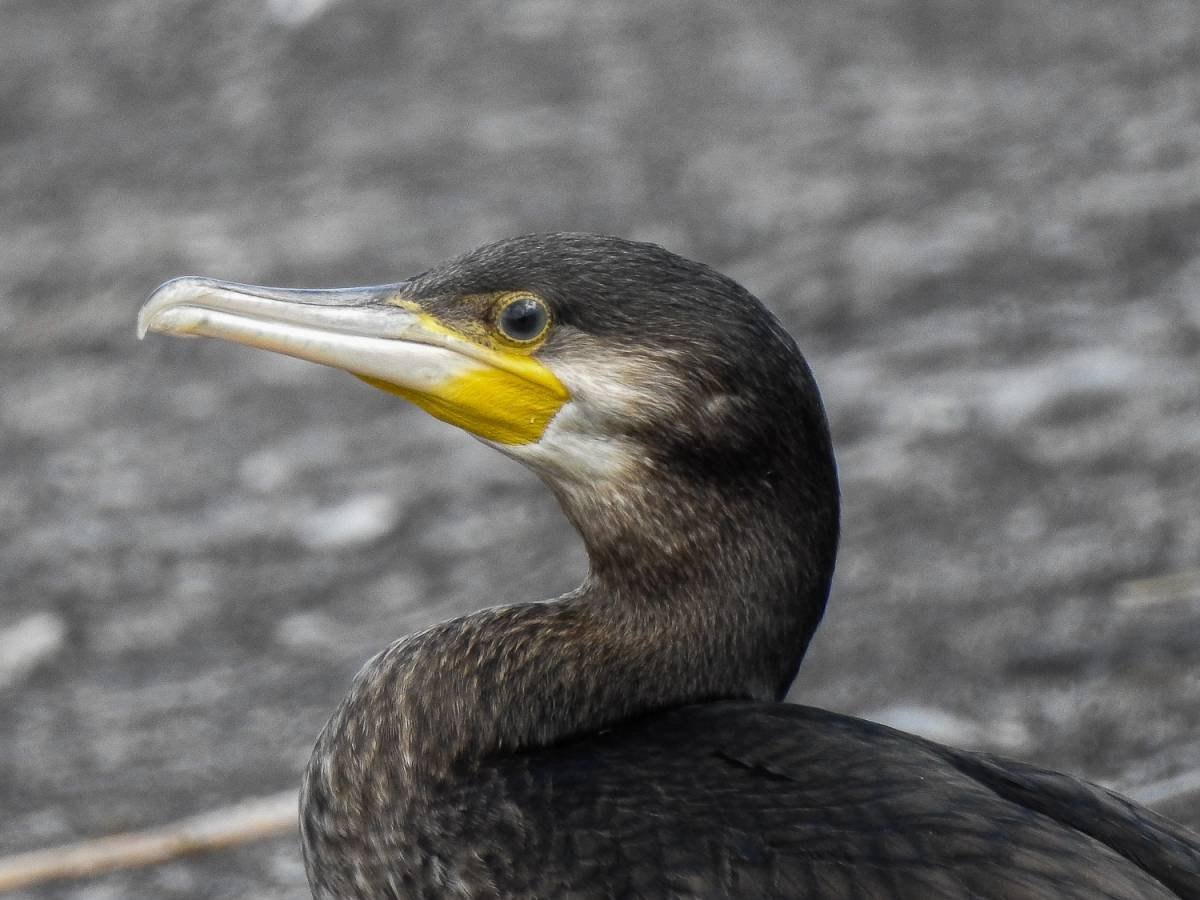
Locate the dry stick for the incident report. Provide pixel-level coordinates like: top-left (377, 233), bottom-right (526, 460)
top-left (1127, 768), bottom-right (1200, 809)
top-left (0, 789), bottom-right (296, 894)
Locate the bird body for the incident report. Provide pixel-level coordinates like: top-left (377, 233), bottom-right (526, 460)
top-left (139, 234), bottom-right (1200, 898)
top-left (304, 693), bottom-right (1200, 898)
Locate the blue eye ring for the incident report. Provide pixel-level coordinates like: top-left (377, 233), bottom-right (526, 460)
top-left (497, 294), bottom-right (550, 344)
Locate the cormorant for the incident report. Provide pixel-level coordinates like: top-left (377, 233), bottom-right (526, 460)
top-left (138, 233), bottom-right (1200, 899)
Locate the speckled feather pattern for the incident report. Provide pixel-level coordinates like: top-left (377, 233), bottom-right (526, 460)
top-left (306, 702), bottom-right (1200, 898)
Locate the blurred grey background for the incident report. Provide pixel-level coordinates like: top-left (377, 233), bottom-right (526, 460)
top-left (2, 0), bottom-right (1200, 896)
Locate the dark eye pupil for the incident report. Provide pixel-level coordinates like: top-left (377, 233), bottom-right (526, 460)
top-left (500, 298), bottom-right (547, 341)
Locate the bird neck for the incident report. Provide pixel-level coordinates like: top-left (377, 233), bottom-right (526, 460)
top-left (302, 417), bottom-right (838, 837)
top-left (556, 449), bottom-right (839, 699)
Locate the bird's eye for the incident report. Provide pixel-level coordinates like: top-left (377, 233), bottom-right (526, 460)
top-left (497, 295), bottom-right (550, 343)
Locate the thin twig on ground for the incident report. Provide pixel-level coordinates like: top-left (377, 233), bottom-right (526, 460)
top-left (0, 789), bottom-right (296, 893)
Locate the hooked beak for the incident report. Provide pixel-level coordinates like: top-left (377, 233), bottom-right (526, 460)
top-left (138, 278), bottom-right (568, 445)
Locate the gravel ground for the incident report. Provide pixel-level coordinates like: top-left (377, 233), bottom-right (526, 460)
top-left (2, 1), bottom-right (1199, 896)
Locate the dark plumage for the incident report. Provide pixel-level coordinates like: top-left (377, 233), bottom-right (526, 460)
top-left (141, 234), bottom-right (1200, 899)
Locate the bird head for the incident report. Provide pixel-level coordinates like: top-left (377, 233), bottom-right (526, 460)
top-left (142, 234), bottom-right (821, 478)
top-left (140, 233), bottom-right (837, 605)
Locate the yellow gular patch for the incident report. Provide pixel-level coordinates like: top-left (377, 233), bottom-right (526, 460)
top-left (355, 305), bottom-right (568, 444)
top-left (358, 358), bottom-right (568, 446)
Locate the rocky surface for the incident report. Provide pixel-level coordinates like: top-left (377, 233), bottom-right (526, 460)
top-left (2, 0), bottom-right (1199, 896)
